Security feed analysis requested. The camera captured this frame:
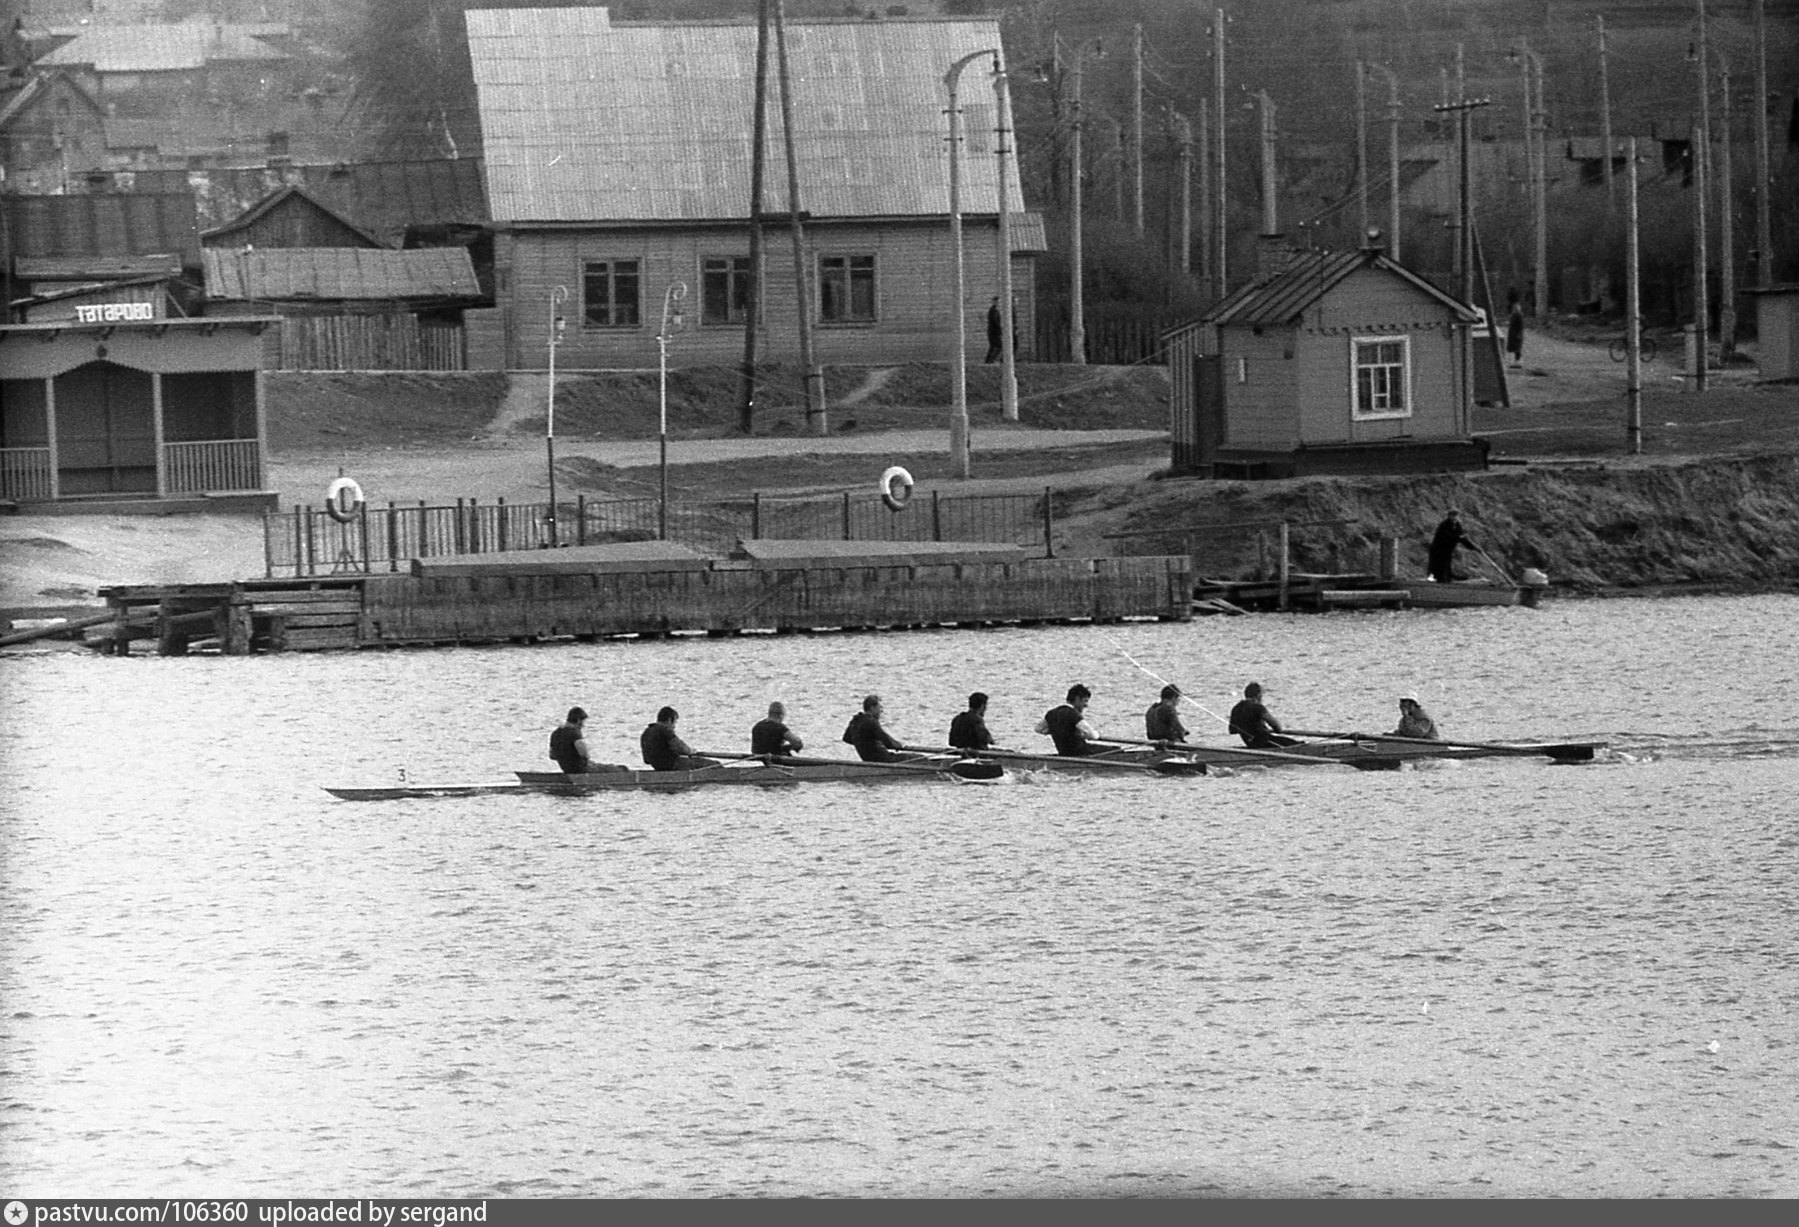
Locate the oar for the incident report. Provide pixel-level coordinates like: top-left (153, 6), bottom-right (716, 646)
top-left (1471, 543), bottom-right (1519, 585)
top-left (907, 743), bottom-right (1207, 777)
top-left (1283, 729), bottom-right (1598, 761)
top-left (1092, 734), bottom-right (1351, 769)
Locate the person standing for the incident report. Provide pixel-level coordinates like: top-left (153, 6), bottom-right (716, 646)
top-left (984, 297), bottom-right (1004, 364)
top-left (640, 707), bottom-right (719, 772)
top-left (1228, 682), bottom-right (1298, 749)
top-left (843, 694), bottom-right (907, 763)
top-left (1036, 684), bottom-right (1101, 756)
top-left (1505, 289), bottom-right (1526, 367)
top-left (750, 701), bottom-right (804, 756)
top-left (548, 706), bottom-right (595, 773)
top-left (948, 692), bottom-right (994, 752)
top-left (1426, 509), bottom-right (1475, 583)
top-left (1144, 684), bottom-right (1188, 744)
top-left (1390, 694), bottom-right (1441, 741)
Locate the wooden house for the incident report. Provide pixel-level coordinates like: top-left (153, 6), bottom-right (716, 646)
top-left (0, 191), bottom-right (202, 321)
top-left (201, 184), bottom-right (386, 251)
top-left (0, 70), bottom-right (109, 193)
top-left (464, 8), bottom-right (1041, 371)
top-left (0, 314), bottom-right (275, 511)
top-left (1164, 243), bottom-right (1487, 479)
top-left (201, 246), bottom-right (483, 370)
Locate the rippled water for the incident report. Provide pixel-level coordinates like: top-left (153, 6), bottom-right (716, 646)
top-left (3, 595), bottom-right (1796, 1197)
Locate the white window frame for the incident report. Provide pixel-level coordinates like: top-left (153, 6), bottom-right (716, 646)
top-left (1350, 334), bottom-right (1412, 420)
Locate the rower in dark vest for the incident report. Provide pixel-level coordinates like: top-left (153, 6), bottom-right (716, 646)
top-left (640, 707), bottom-right (720, 772)
top-left (1037, 684), bottom-right (1100, 755)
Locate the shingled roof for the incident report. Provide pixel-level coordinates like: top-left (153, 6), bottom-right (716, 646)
top-left (465, 9), bottom-right (1023, 223)
top-left (1198, 248), bottom-right (1479, 329)
top-left (202, 247), bottom-right (481, 302)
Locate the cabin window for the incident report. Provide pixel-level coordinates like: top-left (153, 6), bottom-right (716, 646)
top-left (582, 260), bottom-right (641, 328)
top-left (818, 254), bottom-right (876, 323)
top-left (1351, 335), bottom-right (1411, 419)
top-left (701, 256), bottom-right (753, 325)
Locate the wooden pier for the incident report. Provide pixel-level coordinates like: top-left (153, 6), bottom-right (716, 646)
top-left (89, 542), bottom-right (1193, 655)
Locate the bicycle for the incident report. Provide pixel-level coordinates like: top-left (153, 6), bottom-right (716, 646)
top-left (1608, 331), bottom-right (1658, 363)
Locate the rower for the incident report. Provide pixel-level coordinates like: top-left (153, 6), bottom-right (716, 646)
top-left (1228, 682), bottom-right (1300, 749)
top-left (948, 692), bottom-right (994, 752)
top-left (549, 706), bottom-right (594, 774)
top-left (640, 707), bottom-right (720, 772)
top-left (842, 694), bottom-right (908, 763)
top-left (751, 701), bottom-right (805, 756)
top-left (1390, 693), bottom-right (1441, 740)
top-left (1144, 684), bottom-right (1188, 744)
top-left (1037, 684), bottom-right (1101, 756)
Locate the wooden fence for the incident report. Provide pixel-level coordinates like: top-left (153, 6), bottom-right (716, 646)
top-left (1034, 311), bottom-right (1179, 366)
top-left (164, 439), bottom-right (261, 493)
top-left (264, 488), bottom-right (1055, 578)
top-left (0, 447), bottom-right (53, 501)
top-left (274, 315), bottom-right (466, 371)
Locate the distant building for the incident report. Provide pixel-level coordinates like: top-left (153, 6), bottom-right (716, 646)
top-left (1163, 241), bottom-right (1487, 479)
top-left (0, 69), bottom-right (108, 191)
top-left (465, 8), bottom-right (1042, 371)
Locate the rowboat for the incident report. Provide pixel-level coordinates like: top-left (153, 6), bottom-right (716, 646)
top-left (324, 782), bottom-right (529, 801)
top-left (944, 736), bottom-right (1605, 774)
top-left (517, 754), bottom-right (1004, 791)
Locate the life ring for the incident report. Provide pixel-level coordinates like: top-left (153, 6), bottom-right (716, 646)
top-left (325, 476), bottom-right (365, 523)
top-left (879, 465), bottom-right (914, 512)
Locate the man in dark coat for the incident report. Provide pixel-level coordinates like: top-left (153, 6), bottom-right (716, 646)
top-left (985, 297), bottom-right (1004, 364)
top-left (1427, 510), bottom-right (1474, 582)
top-left (641, 707), bottom-right (719, 772)
top-left (948, 692), bottom-right (994, 752)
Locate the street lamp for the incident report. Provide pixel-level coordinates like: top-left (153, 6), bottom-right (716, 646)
top-left (945, 47), bottom-right (998, 480)
top-left (545, 284), bottom-right (568, 547)
top-left (656, 281), bottom-right (688, 541)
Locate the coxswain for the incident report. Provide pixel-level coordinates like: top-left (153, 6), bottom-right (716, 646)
top-left (1390, 693), bottom-right (1441, 741)
top-left (842, 694), bottom-right (908, 762)
top-left (1036, 684), bottom-right (1101, 756)
top-left (751, 701), bottom-right (805, 757)
top-left (948, 692), bottom-right (994, 752)
top-left (640, 707), bottom-right (720, 772)
top-left (1228, 682), bottom-right (1299, 749)
top-left (1144, 684), bottom-right (1188, 744)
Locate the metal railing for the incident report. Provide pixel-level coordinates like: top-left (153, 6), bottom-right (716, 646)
top-left (0, 447), bottom-right (53, 501)
top-left (264, 488), bottom-right (1055, 577)
top-left (164, 439), bottom-right (261, 493)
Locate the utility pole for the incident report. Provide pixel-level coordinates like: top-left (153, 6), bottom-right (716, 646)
top-left (1356, 61), bottom-right (1369, 240)
top-left (772, 0), bottom-right (825, 433)
top-left (1436, 97), bottom-right (1490, 423)
top-left (945, 48), bottom-right (994, 479)
top-left (1627, 137), bottom-right (1643, 454)
top-left (1070, 44), bottom-right (1086, 365)
top-left (992, 57), bottom-right (1019, 422)
top-left (1371, 62), bottom-right (1402, 260)
top-left (1716, 53), bottom-right (1736, 358)
top-left (1257, 90), bottom-right (1277, 237)
top-left (738, 0), bottom-right (772, 433)
top-left (1512, 41), bottom-right (1547, 316)
top-left (1212, 9), bottom-right (1227, 300)
top-left (1693, 0), bottom-right (1710, 392)
top-left (1598, 15), bottom-right (1615, 211)
top-left (1197, 95), bottom-right (1211, 293)
top-left (1176, 111), bottom-right (1193, 280)
top-left (1752, 0), bottom-right (1773, 287)
top-left (1110, 116), bottom-right (1126, 219)
top-left (1132, 22), bottom-right (1144, 235)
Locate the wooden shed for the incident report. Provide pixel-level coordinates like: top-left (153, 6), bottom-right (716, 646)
top-left (200, 185), bottom-right (386, 252)
top-left (465, 10), bottom-right (1040, 371)
top-left (1164, 244), bottom-right (1487, 479)
top-left (0, 316), bottom-right (276, 511)
top-left (1748, 285), bottom-right (1799, 381)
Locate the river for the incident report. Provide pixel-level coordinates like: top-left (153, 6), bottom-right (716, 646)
top-left (2, 594), bottom-right (1795, 1197)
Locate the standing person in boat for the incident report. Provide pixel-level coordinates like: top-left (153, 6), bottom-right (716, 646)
top-left (1144, 684), bottom-right (1188, 744)
top-left (1426, 509), bottom-right (1475, 583)
top-left (843, 694), bottom-right (908, 762)
top-left (1229, 682), bottom-right (1300, 749)
top-left (750, 701), bottom-right (804, 757)
top-left (948, 692), bottom-right (994, 752)
top-left (549, 706), bottom-right (595, 774)
top-left (1037, 684), bottom-right (1101, 756)
top-left (640, 707), bottom-right (720, 772)
top-left (1390, 693), bottom-right (1441, 741)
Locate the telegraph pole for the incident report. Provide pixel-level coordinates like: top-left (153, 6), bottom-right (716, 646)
top-left (1716, 53), bottom-right (1736, 358)
top-left (1356, 61), bottom-right (1369, 239)
top-left (772, 0), bottom-right (825, 433)
top-left (1436, 97), bottom-right (1490, 420)
top-left (737, 0), bottom-right (772, 433)
top-left (1132, 22), bottom-right (1144, 235)
top-left (1176, 111), bottom-right (1193, 279)
top-left (1069, 46), bottom-right (1086, 365)
top-left (992, 57), bottom-right (1019, 421)
top-left (1598, 15), bottom-right (1615, 211)
top-left (1627, 137), bottom-right (1643, 454)
top-left (1693, 0), bottom-right (1710, 392)
top-left (1212, 8), bottom-right (1227, 300)
top-left (1752, 0), bottom-right (1773, 287)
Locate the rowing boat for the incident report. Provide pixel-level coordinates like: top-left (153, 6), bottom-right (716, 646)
top-left (516, 754), bottom-right (1003, 791)
top-left (324, 782), bottom-right (528, 801)
top-left (961, 736), bottom-right (1605, 774)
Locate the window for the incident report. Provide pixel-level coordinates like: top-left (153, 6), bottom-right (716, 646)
top-left (701, 256), bottom-right (752, 325)
top-left (1352, 335), bottom-right (1410, 419)
top-left (582, 259), bottom-right (641, 328)
top-left (818, 254), bottom-right (876, 323)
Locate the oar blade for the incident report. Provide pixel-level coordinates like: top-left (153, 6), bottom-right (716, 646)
top-left (1149, 758), bottom-right (1209, 777)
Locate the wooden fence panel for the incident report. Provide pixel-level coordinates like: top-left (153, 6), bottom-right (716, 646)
top-left (276, 314), bottom-right (467, 372)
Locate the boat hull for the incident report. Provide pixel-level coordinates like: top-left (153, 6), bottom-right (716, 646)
top-left (516, 758), bottom-right (996, 790)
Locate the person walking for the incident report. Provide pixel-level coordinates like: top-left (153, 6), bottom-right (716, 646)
top-left (1505, 289), bottom-right (1525, 367)
top-left (985, 297), bottom-right (1004, 364)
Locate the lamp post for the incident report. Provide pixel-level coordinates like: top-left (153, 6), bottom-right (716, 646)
top-left (545, 284), bottom-right (567, 547)
top-left (945, 47), bottom-right (997, 480)
top-left (656, 281), bottom-right (688, 541)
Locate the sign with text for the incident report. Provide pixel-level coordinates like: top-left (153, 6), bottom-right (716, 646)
top-left (72, 302), bottom-right (156, 323)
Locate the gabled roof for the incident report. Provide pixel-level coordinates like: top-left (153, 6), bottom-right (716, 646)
top-left (37, 19), bottom-right (287, 72)
top-left (202, 246), bottom-right (482, 302)
top-left (0, 192), bottom-right (200, 265)
top-left (201, 185), bottom-right (387, 248)
top-left (466, 9), bottom-right (1025, 223)
top-left (0, 69), bottom-right (104, 129)
top-left (1189, 248), bottom-right (1479, 331)
top-left (15, 254), bottom-right (183, 280)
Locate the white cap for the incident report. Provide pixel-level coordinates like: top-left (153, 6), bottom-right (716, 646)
top-left (1399, 692), bottom-right (1420, 704)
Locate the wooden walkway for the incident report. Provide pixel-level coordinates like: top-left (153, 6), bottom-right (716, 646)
top-left (89, 544), bottom-right (1192, 655)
